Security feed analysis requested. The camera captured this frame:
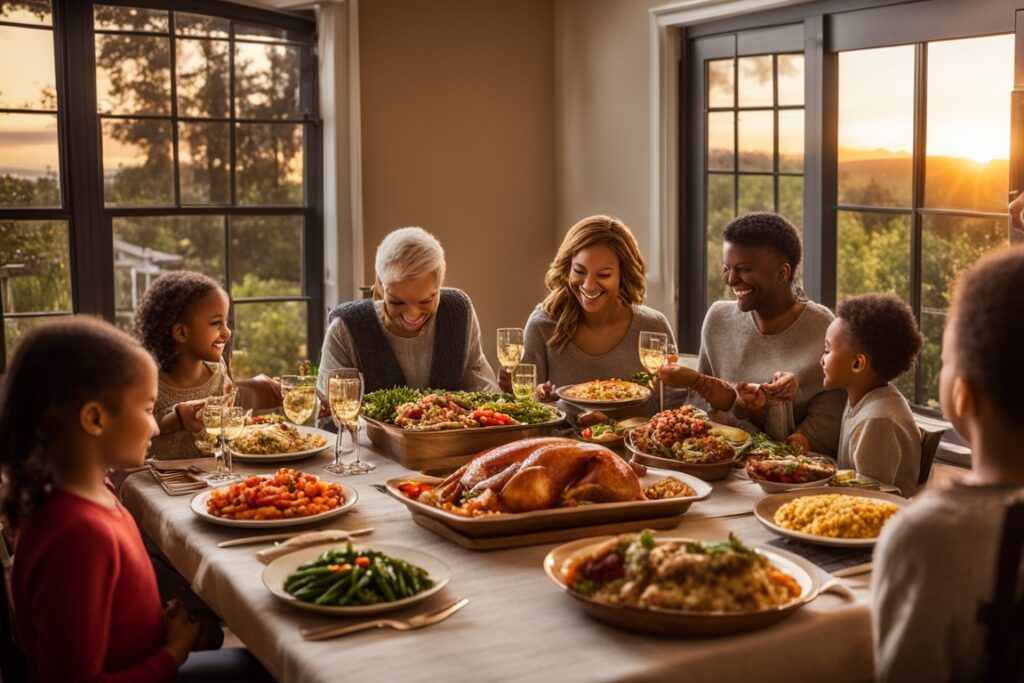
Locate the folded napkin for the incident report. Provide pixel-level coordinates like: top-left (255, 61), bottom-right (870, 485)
top-left (256, 529), bottom-right (370, 564)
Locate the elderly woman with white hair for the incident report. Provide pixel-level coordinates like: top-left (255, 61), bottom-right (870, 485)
top-left (317, 227), bottom-right (497, 417)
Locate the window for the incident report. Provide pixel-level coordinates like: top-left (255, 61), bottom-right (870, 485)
top-left (0, 0), bottom-right (73, 365)
top-left (0, 1), bottom-right (321, 376)
top-left (705, 52), bottom-right (805, 307)
top-left (683, 1), bottom-right (1019, 414)
top-left (837, 36), bottom-right (1012, 407)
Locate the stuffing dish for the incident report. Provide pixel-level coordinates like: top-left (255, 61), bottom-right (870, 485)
top-left (562, 379), bottom-right (649, 402)
top-left (563, 531), bottom-right (801, 613)
top-left (773, 493), bottom-right (899, 539)
top-left (231, 422), bottom-right (327, 455)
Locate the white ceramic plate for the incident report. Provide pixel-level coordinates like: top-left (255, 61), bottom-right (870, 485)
top-left (190, 475), bottom-right (358, 528)
top-left (543, 535), bottom-right (820, 636)
top-left (229, 425), bottom-right (334, 463)
top-left (555, 383), bottom-right (652, 409)
top-left (262, 542), bottom-right (450, 615)
top-left (754, 487), bottom-right (910, 548)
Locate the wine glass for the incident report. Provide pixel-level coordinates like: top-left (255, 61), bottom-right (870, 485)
top-left (497, 328), bottom-right (525, 375)
top-left (325, 368), bottom-right (373, 476)
top-left (639, 331), bottom-right (668, 413)
top-left (281, 375), bottom-right (317, 425)
top-left (203, 403), bottom-right (232, 482)
top-left (512, 363), bottom-right (537, 400)
top-left (219, 407), bottom-right (250, 483)
top-left (664, 342), bottom-right (679, 408)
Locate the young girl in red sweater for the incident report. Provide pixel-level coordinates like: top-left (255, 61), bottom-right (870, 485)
top-left (1, 317), bottom-right (196, 681)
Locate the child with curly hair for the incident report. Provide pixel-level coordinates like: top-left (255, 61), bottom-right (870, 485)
top-left (133, 271), bottom-right (279, 460)
top-left (821, 293), bottom-right (923, 496)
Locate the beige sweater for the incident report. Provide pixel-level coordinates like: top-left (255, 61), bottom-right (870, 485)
top-left (148, 360), bottom-right (226, 460)
top-left (838, 384), bottom-right (921, 496)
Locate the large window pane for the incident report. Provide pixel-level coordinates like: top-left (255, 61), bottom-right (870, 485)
top-left (925, 35), bottom-right (1012, 213)
top-left (0, 220), bottom-right (71, 313)
top-left (737, 174), bottom-right (773, 214)
top-left (738, 110), bottom-right (773, 172)
top-left (5, 315), bottom-right (68, 363)
top-left (779, 175), bottom-right (803, 229)
top-left (112, 215), bottom-right (226, 325)
top-left (95, 34), bottom-right (171, 115)
top-left (707, 112), bottom-right (734, 172)
top-left (1, 0), bottom-right (51, 26)
top-left (93, 5), bottom-right (168, 33)
top-left (0, 25), bottom-right (56, 110)
top-left (707, 59), bottom-right (734, 109)
top-left (231, 301), bottom-right (307, 378)
top-left (0, 113), bottom-right (60, 207)
top-left (706, 174), bottom-right (734, 307)
top-left (777, 54), bottom-right (803, 106)
top-left (738, 56), bottom-right (772, 107)
top-left (836, 210), bottom-right (910, 303)
top-left (234, 42), bottom-right (302, 119)
top-left (778, 110), bottom-right (803, 173)
top-left (838, 46), bottom-right (914, 207)
top-left (235, 123), bottom-right (303, 205)
top-left (229, 215), bottom-right (302, 296)
top-left (179, 122), bottom-right (230, 205)
top-left (176, 39), bottom-right (230, 119)
top-left (102, 118), bottom-right (174, 206)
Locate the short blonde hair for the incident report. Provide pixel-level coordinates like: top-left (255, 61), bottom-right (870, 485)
top-left (372, 227), bottom-right (447, 298)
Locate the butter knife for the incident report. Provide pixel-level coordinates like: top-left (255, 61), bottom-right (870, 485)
top-left (217, 527), bottom-right (373, 548)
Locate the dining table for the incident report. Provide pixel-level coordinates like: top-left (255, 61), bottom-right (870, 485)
top-left (120, 435), bottom-right (877, 683)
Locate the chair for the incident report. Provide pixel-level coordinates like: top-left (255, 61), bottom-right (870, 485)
top-left (0, 524), bottom-right (27, 683)
top-left (917, 427), bottom-right (946, 487)
top-left (979, 494), bottom-right (1024, 683)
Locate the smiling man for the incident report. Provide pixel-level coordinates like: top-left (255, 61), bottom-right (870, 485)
top-left (316, 227), bottom-right (497, 427)
top-left (696, 212), bottom-right (845, 455)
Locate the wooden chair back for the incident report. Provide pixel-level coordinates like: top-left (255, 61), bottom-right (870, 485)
top-left (918, 427), bottom-right (945, 487)
top-left (979, 494), bottom-right (1024, 682)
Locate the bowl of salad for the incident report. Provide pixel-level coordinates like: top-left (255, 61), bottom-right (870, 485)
top-left (578, 420), bottom-right (627, 447)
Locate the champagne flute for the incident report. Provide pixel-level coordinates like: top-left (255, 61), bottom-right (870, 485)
top-left (639, 331), bottom-right (668, 413)
top-left (203, 403), bottom-right (230, 482)
top-left (512, 363), bottom-right (537, 400)
top-left (325, 368), bottom-right (373, 475)
top-left (281, 375), bottom-right (317, 425)
top-left (663, 342), bottom-right (679, 409)
top-left (220, 407), bottom-right (250, 483)
top-left (497, 328), bottom-right (525, 375)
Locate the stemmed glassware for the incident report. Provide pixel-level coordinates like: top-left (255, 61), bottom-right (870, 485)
top-left (325, 368), bottom-right (373, 476)
top-left (639, 331), bottom-right (668, 413)
top-left (664, 342), bottom-right (679, 407)
top-left (203, 401), bottom-right (248, 483)
top-left (281, 375), bottom-right (317, 425)
top-left (512, 363), bottom-right (537, 400)
top-left (497, 328), bottom-right (525, 377)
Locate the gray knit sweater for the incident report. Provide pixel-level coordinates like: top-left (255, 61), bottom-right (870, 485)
top-left (698, 300), bottom-right (845, 454)
top-left (838, 383), bottom-right (921, 496)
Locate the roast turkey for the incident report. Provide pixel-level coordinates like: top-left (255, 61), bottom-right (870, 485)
top-left (433, 437), bottom-right (644, 513)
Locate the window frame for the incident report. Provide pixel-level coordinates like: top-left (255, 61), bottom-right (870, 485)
top-left (0, 0), bottom-right (323, 373)
top-left (679, 0), bottom-right (1023, 413)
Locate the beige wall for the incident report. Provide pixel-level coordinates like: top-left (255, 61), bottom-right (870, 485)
top-left (358, 0), bottom-right (556, 372)
top-left (554, 0), bottom-right (668, 314)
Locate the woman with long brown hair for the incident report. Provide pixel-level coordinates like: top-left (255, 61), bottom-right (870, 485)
top-left (517, 215), bottom-right (733, 412)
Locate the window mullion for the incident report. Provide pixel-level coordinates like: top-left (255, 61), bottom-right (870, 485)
top-left (910, 43), bottom-right (928, 407)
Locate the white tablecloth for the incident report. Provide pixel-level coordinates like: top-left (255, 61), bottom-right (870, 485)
top-left (120, 438), bottom-right (875, 683)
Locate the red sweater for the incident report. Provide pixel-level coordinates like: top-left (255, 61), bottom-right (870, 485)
top-left (12, 490), bottom-right (177, 683)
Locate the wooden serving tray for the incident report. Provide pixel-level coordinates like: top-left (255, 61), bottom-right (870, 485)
top-left (364, 413), bottom-right (565, 472)
top-left (410, 513), bottom-right (682, 550)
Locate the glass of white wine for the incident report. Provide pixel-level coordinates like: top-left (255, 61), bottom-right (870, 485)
top-left (203, 403), bottom-right (231, 482)
top-left (512, 363), bottom-right (537, 400)
top-left (639, 331), bottom-right (668, 413)
top-left (220, 407), bottom-right (250, 483)
top-left (497, 328), bottom-right (525, 375)
top-left (281, 375), bottom-right (317, 425)
top-left (326, 368), bottom-right (373, 476)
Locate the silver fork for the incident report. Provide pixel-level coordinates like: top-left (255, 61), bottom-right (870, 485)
top-left (300, 598), bottom-right (469, 641)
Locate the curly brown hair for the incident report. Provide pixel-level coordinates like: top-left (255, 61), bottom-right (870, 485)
top-left (542, 215), bottom-right (647, 352)
top-left (133, 271), bottom-right (224, 373)
top-left (838, 294), bottom-right (923, 382)
top-left (950, 246), bottom-right (1024, 426)
top-left (0, 317), bottom-right (147, 529)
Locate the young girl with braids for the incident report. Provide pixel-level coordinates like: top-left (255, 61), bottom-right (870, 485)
top-left (2, 318), bottom-right (197, 681)
top-left (132, 271), bottom-right (280, 460)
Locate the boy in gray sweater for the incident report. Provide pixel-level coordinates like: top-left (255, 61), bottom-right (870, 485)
top-left (872, 246), bottom-right (1024, 682)
top-left (821, 294), bottom-right (923, 496)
